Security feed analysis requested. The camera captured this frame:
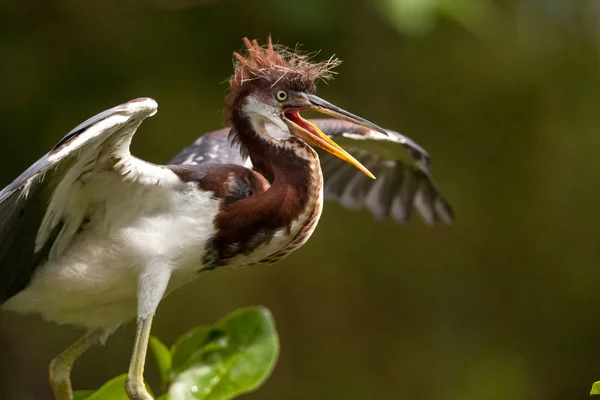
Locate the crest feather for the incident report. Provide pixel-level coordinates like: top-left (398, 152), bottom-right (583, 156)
top-left (229, 36), bottom-right (341, 91)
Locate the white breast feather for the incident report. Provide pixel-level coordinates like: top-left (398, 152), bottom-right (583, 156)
top-left (4, 168), bottom-right (220, 328)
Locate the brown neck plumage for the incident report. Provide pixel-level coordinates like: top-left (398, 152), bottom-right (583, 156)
top-left (208, 103), bottom-right (323, 266)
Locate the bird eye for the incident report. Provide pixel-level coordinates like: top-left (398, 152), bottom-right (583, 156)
top-left (275, 91), bottom-right (288, 102)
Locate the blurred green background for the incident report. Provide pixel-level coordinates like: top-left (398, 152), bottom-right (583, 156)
top-left (1, 0), bottom-right (600, 399)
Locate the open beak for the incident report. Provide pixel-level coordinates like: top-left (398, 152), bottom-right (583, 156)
top-left (283, 93), bottom-right (389, 179)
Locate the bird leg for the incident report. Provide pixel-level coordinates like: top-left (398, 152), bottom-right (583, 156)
top-left (125, 262), bottom-right (171, 400)
top-left (125, 316), bottom-right (154, 400)
top-left (49, 328), bottom-right (107, 400)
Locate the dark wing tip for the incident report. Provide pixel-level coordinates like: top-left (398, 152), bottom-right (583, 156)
top-left (411, 170), bottom-right (454, 226)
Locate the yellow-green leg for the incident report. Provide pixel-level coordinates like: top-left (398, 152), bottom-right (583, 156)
top-left (125, 316), bottom-right (154, 400)
top-left (49, 328), bottom-right (106, 400)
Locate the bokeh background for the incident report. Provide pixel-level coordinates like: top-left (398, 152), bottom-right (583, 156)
top-left (1, 0), bottom-right (600, 399)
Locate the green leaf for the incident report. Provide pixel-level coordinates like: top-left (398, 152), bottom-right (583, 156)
top-left (73, 391), bottom-right (94, 400)
top-left (84, 374), bottom-right (129, 400)
top-left (591, 381), bottom-right (600, 395)
top-left (168, 306), bottom-right (279, 400)
top-left (170, 326), bottom-right (212, 374)
top-left (150, 336), bottom-right (173, 392)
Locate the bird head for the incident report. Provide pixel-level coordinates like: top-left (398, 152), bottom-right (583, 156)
top-left (225, 37), bottom-right (389, 179)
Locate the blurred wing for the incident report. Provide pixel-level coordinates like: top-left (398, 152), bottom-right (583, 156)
top-left (0, 97), bottom-right (167, 303)
top-left (304, 119), bottom-right (453, 225)
top-left (170, 119), bottom-right (453, 225)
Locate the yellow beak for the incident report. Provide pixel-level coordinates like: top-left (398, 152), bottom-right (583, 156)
top-left (283, 94), bottom-right (389, 180)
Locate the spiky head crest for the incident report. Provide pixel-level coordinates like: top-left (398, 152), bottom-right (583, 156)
top-left (224, 37), bottom-right (341, 123)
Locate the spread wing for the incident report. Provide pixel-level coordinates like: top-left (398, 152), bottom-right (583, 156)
top-left (169, 118), bottom-right (453, 225)
top-left (0, 97), bottom-right (174, 303)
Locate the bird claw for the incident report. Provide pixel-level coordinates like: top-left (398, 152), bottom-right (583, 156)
top-left (125, 377), bottom-right (154, 400)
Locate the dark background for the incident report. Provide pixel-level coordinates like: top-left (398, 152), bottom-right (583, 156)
top-left (1, 0), bottom-right (600, 399)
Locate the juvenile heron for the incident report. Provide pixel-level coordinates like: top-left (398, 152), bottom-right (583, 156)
top-left (0, 38), bottom-right (453, 399)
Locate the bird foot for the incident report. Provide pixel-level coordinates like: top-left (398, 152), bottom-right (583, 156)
top-left (125, 376), bottom-right (154, 400)
top-left (49, 354), bottom-right (73, 400)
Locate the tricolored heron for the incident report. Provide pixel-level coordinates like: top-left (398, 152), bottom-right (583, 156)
top-left (0, 38), bottom-right (453, 400)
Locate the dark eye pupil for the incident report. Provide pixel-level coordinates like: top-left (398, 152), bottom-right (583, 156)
top-left (278, 91), bottom-right (286, 99)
